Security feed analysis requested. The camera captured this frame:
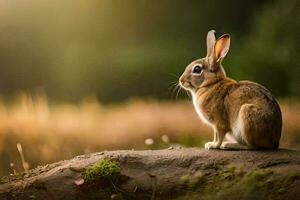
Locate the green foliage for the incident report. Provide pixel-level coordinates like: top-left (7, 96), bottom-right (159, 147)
top-left (3, 0), bottom-right (298, 102)
top-left (230, 0), bottom-right (299, 97)
top-left (83, 159), bottom-right (120, 182)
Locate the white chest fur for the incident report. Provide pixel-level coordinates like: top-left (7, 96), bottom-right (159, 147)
top-left (191, 92), bottom-right (213, 127)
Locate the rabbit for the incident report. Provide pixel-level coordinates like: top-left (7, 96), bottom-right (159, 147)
top-left (179, 30), bottom-right (282, 150)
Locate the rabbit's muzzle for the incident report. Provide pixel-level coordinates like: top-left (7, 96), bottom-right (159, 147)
top-left (179, 76), bottom-right (192, 90)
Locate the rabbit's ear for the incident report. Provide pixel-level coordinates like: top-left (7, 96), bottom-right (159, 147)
top-left (213, 34), bottom-right (230, 63)
top-left (206, 30), bottom-right (216, 58)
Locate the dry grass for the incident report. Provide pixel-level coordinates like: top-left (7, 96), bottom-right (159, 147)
top-left (0, 93), bottom-right (299, 176)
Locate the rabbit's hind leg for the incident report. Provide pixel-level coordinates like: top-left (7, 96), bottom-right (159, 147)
top-left (224, 104), bottom-right (257, 150)
top-left (220, 141), bottom-right (250, 150)
top-left (237, 103), bottom-right (273, 149)
top-left (220, 133), bottom-right (251, 150)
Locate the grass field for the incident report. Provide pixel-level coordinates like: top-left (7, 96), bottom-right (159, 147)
top-left (0, 94), bottom-right (299, 176)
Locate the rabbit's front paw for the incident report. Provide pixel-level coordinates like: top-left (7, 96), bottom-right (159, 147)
top-left (204, 142), bottom-right (220, 150)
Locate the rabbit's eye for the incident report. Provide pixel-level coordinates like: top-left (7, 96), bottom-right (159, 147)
top-left (192, 65), bottom-right (202, 74)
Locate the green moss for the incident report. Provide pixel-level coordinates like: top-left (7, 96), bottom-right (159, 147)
top-left (209, 169), bottom-right (299, 200)
top-left (79, 159), bottom-right (122, 199)
top-left (242, 169), bottom-right (273, 186)
top-left (83, 159), bottom-right (120, 182)
top-left (177, 163), bottom-right (300, 200)
top-left (180, 170), bottom-right (204, 188)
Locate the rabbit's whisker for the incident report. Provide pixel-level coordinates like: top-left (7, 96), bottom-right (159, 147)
top-left (168, 73), bottom-right (179, 79)
top-left (185, 90), bottom-right (191, 99)
top-left (169, 81), bottom-right (180, 99)
top-left (176, 83), bottom-right (182, 101)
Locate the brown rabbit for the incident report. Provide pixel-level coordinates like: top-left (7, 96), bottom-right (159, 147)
top-left (179, 30), bottom-right (282, 150)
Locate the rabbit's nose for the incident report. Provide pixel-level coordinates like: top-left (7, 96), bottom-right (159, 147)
top-left (179, 77), bottom-right (186, 86)
top-left (179, 78), bottom-right (184, 85)
top-left (180, 76), bottom-right (187, 83)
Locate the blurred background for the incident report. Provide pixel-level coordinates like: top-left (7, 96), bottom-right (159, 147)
top-left (0, 0), bottom-right (299, 176)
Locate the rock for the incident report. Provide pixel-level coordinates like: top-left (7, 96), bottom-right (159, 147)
top-left (0, 148), bottom-right (300, 200)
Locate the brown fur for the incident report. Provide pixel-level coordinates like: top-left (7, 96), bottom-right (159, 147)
top-left (179, 30), bottom-right (282, 150)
